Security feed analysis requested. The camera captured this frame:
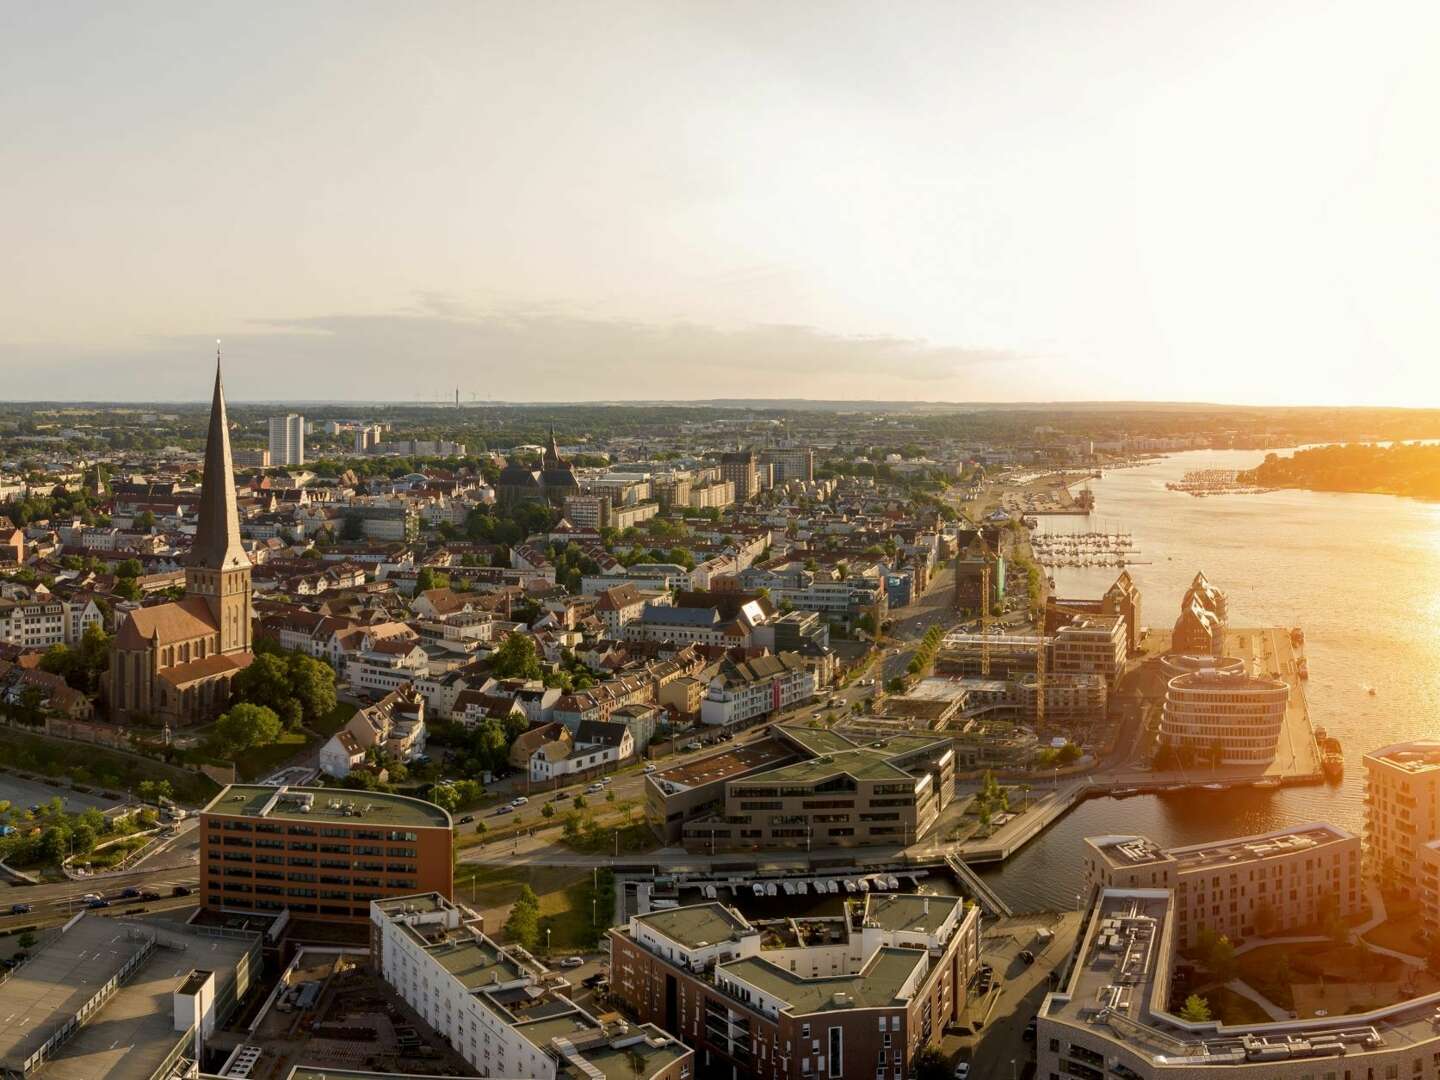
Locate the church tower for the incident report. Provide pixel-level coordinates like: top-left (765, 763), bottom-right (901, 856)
top-left (185, 349), bottom-right (252, 655)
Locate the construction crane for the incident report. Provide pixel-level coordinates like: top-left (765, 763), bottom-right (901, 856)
top-left (1035, 622), bottom-right (1046, 730)
top-left (979, 537), bottom-right (997, 676)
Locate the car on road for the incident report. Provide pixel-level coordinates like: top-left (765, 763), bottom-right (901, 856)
top-left (81, 892), bottom-right (101, 903)
top-left (9, 903), bottom-right (31, 915)
top-left (495, 805), bottom-right (514, 815)
top-left (953, 1064), bottom-right (970, 1079)
top-left (586, 783), bottom-right (604, 794)
top-left (510, 796), bottom-right (528, 807)
top-left (172, 885), bottom-right (193, 896)
top-left (600, 776), bottom-right (612, 785)
top-left (139, 890), bottom-right (160, 901)
top-left (458, 815), bottom-right (474, 824)
top-left (87, 898), bottom-right (111, 909)
top-left (643, 764), bottom-right (656, 773)
top-left (559, 956), bottom-right (585, 968)
top-left (119, 887), bottom-right (140, 899)
top-left (582, 972), bottom-right (608, 988)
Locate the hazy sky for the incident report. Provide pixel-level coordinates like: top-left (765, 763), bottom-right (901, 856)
top-left (3, 1), bottom-right (1439, 404)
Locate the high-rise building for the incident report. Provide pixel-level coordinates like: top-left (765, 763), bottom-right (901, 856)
top-left (720, 448), bottom-right (759, 501)
top-left (267, 413), bottom-right (305, 466)
top-left (1365, 740), bottom-right (1440, 901)
top-left (760, 446), bottom-right (815, 484)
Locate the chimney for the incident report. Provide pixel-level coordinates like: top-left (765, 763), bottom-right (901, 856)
top-left (923, 898), bottom-right (929, 917)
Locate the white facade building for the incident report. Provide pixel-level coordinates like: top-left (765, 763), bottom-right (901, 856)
top-left (267, 414), bottom-right (305, 467)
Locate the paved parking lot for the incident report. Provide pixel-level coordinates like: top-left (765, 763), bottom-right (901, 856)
top-left (0, 772), bottom-right (123, 815)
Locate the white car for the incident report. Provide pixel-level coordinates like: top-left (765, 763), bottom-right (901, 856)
top-left (643, 764), bottom-right (657, 774)
top-left (510, 796), bottom-right (528, 807)
top-left (586, 783), bottom-right (604, 794)
top-left (560, 956), bottom-right (585, 968)
top-left (953, 1064), bottom-right (970, 1079)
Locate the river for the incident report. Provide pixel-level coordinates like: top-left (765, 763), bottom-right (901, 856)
top-left (979, 447), bottom-right (1440, 912)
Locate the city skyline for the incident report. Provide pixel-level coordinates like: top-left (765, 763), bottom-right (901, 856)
top-left (5, 2), bottom-right (1440, 405)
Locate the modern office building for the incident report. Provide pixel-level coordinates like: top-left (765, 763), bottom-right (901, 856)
top-left (268, 413), bottom-right (305, 466)
top-left (1083, 824), bottom-right (1361, 950)
top-left (1365, 739), bottom-right (1440, 901)
top-left (1039, 884), bottom-right (1440, 1080)
top-left (200, 784), bottom-right (453, 923)
top-left (609, 892), bottom-right (981, 1080)
top-left (665, 726), bottom-right (955, 851)
top-left (372, 894), bottom-right (692, 1080)
top-left (1157, 668), bottom-right (1288, 765)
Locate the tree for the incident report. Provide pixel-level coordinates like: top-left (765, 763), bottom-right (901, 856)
top-left (115, 558), bottom-right (143, 579)
top-left (286, 652), bottom-right (337, 723)
top-left (215, 703), bottom-right (282, 755)
top-left (430, 784), bottom-right (460, 813)
top-left (909, 1045), bottom-right (950, 1080)
top-left (491, 633), bottom-right (543, 680)
top-left (573, 795), bottom-right (588, 810)
top-left (37, 826), bottom-right (69, 865)
top-left (70, 823), bottom-right (97, 855)
top-left (134, 510), bottom-right (156, 530)
top-left (1056, 742), bottom-right (1082, 765)
top-left (1206, 934), bottom-right (1237, 981)
top-left (16, 931), bottom-right (36, 951)
top-left (1178, 993), bottom-right (1212, 1022)
top-left (504, 885), bottom-right (540, 949)
top-left (415, 566), bottom-right (441, 592)
top-left (541, 802), bottom-right (556, 819)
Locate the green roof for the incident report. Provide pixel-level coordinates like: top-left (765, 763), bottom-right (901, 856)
top-left (202, 784), bottom-right (451, 829)
top-left (756, 747), bottom-right (913, 784)
top-left (721, 946), bottom-right (926, 1014)
top-left (635, 903), bottom-right (751, 948)
top-left (779, 725), bottom-right (860, 755)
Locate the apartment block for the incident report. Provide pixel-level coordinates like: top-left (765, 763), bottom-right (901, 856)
top-left (1050, 613), bottom-right (1127, 686)
top-left (609, 893), bottom-right (981, 1080)
top-left (759, 446), bottom-right (815, 485)
top-left (1083, 824), bottom-right (1361, 950)
top-left (1366, 739), bottom-right (1440, 900)
top-left (200, 784), bottom-right (453, 923)
top-left (699, 652), bottom-right (817, 727)
top-left (372, 894), bottom-right (692, 1080)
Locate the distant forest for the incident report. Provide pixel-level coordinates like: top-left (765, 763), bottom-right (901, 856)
top-left (1239, 443), bottom-right (1440, 499)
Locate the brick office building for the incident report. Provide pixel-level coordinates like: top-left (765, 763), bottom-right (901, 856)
top-left (200, 784), bottom-right (453, 923)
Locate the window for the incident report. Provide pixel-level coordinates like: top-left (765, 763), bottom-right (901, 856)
top-left (829, 1027), bottom-right (843, 1078)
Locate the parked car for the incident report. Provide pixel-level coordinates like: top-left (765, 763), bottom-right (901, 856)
top-left (1023, 1020), bottom-right (1037, 1041)
top-left (600, 776), bottom-right (612, 785)
top-left (87, 898), bottom-right (111, 909)
top-left (582, 972), bottom-right (608, 988)
top-left (586, 783), bottom-right (604, 794)
top-left (119, 887), bottom-right (140, 899)
top-left (495, 806), bottom-right (514, 816)
top-left (1019, 949), bottom-right (1036, 965)
top-left (80, 893), bottom-right (101, 903)
top-left (683, 742), bottom-right (702, 752)
top-left (172, 885), bottom-right (193, 896)
top-left (458, 815), bottom-right (474, 824)
top-left (560, 956), bottom-right (585, 968)
top-left (139, 890), bottom-right (161, 901)
top-left (9, 903), bottom-right (31, 915)
top-left (511, 796), bottom-right (529, 807)
top-left (954, 1064), bottom-right (970, 1079)
top-left (643, 764), bottom-right (657, 774)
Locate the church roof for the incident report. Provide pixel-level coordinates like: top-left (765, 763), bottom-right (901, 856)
top-left (157, 651), bottom-right (251, 688)
top-left (188, 356), bottom-right (249, 572)
top-left (115, 596), bottom-right (218, 649)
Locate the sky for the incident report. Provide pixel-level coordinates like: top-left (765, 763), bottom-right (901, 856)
top-left (3, 1), bottom-right (1439, 405)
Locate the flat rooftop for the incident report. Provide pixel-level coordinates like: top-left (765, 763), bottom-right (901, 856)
top-left (863, 893), bottom-right (962, 935)
top-left (0, 917), bottom-right (146, 1073)
top-left (635, 903), bottom-right (752, 949)
top-left (567, 1032), bottom-right (690, 1080)
top-left (899, 677), bottom-right (971, 702)
top-left (721, 946), bottom-right (927, 1015)
top-left (654, 738), bottom-right (795, 790)
top-left (406, 928), bottom-right (530, 990)
top-left (1048, 890), bottom-right (1171, 1034)
top-left (202, 783), bottom-right (452, 828)
top-left (1366, 739), bottom-right (1440, 773)
top-left (1166, 824), bottom-right (1354, 871)
top-left (25, 917), bottom-right (256, 1080)
top-left (374, 892), bottom-right (450, 916)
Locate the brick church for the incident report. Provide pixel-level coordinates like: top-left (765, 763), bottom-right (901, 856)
top-left (108, 359), bottom-right (254, 724)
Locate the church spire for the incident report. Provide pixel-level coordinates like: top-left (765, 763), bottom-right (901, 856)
top-left (189, 342), bottom-right (247, 570)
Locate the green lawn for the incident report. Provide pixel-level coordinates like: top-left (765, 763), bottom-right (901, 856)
top-left (311, 702), bottom-right (358, 738)
top-left (235, 730), bottom-right (315, 782)
top-left (451, 864), bottom-right (616, 954)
